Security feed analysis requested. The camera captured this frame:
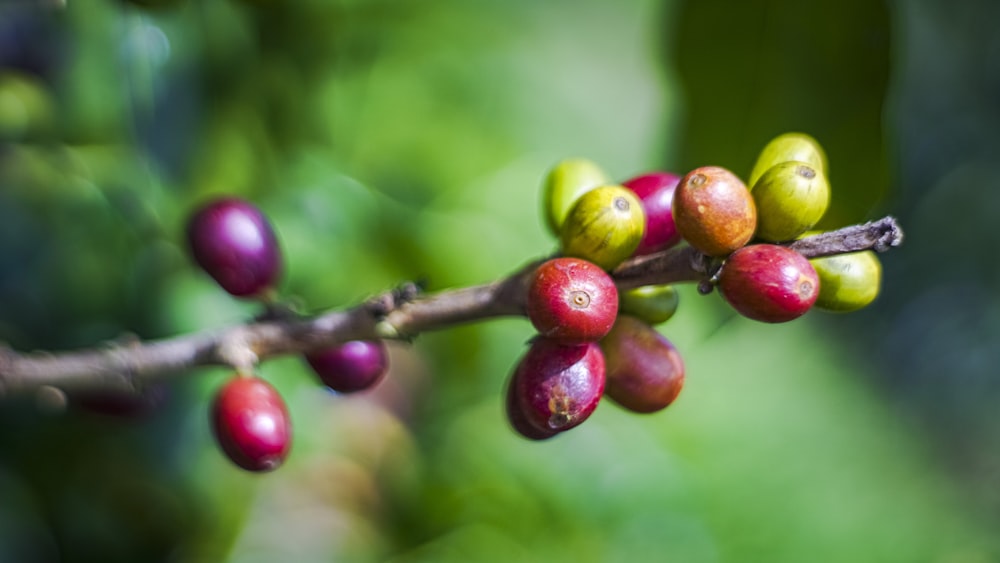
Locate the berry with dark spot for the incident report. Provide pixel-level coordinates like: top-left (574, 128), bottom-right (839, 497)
top-left (672, 166), bottom-right (756, 257)
top-left (527, 257), bottom-right (619, 344)
top-left (508, 338), bottom-right (605, 436)
top-left (718, 244), bottom-right (819, 323)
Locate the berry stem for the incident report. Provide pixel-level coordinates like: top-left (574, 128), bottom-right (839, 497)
top-left (0, 216), bottom-right (903, 399)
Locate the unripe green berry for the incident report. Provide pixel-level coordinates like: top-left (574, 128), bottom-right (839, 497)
top-left (810, 250), bottom-right (882, 312)
top-left (619, 284), bottom-right (679, 325)
top-left (748, 132), bottom-right (828, 188)
top-left (541, 158), bottom-right (610, 235)
top-left (560, 185), bottom-right (645, 270)
top-left (752, 161), bottom-right (830, 242)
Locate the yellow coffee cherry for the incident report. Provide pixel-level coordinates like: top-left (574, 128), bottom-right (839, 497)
top-left (748, 132), bottom-right (828, 188)
top-left (542, 158), bottom-right (610, 236)
top-left (560, 185), bottom-right (645, 271)
top-left (810, 250), bottom-right (882, 312)
top-left (752, 161), bottom-right (830, 242)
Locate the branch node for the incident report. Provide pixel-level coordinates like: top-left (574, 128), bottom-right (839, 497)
top-left (374, 321), bottom-right (402, 340)
top-left (365, 281), bottom-right (424, 320)
top-left (872, 216), bottom-right (904, 252)
top-left (696, 281), bottom-right (712, 295)
top-left (216, 334), bottom-right (259, 375)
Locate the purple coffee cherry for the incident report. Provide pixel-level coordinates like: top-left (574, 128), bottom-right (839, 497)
top-left (305, 340), bottom-right (389, 394)
top-left (186, 197), bottom-right (282, 299)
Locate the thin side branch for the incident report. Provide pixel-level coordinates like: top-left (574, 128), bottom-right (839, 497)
top-left (0, 216), bottom-right (903, 398)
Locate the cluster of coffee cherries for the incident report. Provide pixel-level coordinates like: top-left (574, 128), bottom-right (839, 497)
top-left (185, 198), bottom-right (390, 472)
top-left (507, 164), bottom-right (688, 440)
top-left (679, 132), bottom-right (882, 319)
top-left (508, 132), bottom-right (882, 440)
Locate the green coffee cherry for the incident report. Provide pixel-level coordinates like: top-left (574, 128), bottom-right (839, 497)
top-left (560, 185), bottom-right (645, 271)
top-left (619, 284), bottom-right (679, 325)
top-left (748, 132), bottom-right (827, 188)
top-left (810, 250), bottom-right (882, 312)
top-left (752, 161), bottom-right (830, 242)
top-left (542, 158), bottom-right (610, 235)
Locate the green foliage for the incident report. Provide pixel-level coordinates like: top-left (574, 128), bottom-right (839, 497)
top-left (0, 0), bottom-right (997, 562)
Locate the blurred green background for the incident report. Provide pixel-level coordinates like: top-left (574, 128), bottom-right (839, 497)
top-left (1, 0), bottom-right (998, 561)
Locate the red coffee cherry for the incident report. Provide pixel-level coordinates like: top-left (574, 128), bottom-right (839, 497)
top-left (622, 171), bottom-right (682, 255)
top-left (718, 244), bottom-right (819, 323)
top-left (599, 315), bottom-right (684, 413)
top-left (509, 338), bottom-right (605, 436)
top-left (305, 340), bottom-right (389, 394)
top-left (212, 376), bottom-right (291, 472)
top-left (526, 257), bottom-right (619, 344)
top-left (187, 197), bottom-right (282, 299)
top-left (672, 166), bottom-right (757, 257)
top-left (505, 371), bottom-right (559, 441)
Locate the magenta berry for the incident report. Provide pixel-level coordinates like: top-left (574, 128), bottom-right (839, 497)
top-left (505, 372), bottom-right (559, 441)
top-left (600, 315), bottom-right (684, 413)
top-left (305, 340), bottom-right (389, 394)
top-left (718, 244), bottom-right (820, 323)
top-left (622, 171), bottom-right (682, 255)
top-left (527, 258), bottom-right (618, 344)
top-left (186, 197), bottom-right (282, 299)
top-left (509, 338), bottom-right (605, 435)
top-left (212, 376), bottom-right (291, 472)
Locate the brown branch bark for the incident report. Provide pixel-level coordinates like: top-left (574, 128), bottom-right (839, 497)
top-left (0, 216), bottom-right (903, 398)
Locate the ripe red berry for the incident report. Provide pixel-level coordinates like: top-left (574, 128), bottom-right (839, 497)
top-left (622, 171), bottom-right (682, 255)
top-left (305, 340), bottom-right (389, 394)
top-left (509, 338), bottom-right (605, 435)
top-left (505, 372), bottom-right (559, 441)
top-left (718, 244), bottom-right (820, 323)
top-left (212, 376), bottom-right (291, 472)
top-left (599, 315), bottom-right (684, 413)
top-left (186, 197), bottom-right (282, 299)
top-left (526, 258), bottom-right (619, 344)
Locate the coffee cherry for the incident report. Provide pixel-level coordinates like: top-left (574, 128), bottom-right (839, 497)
top-left (618, 284), bottom-right (679, 325)
top-left (810, 250), bottom-right (882, 312)
top-left (622, 172), bottom-right (682, 255)
top-left (505, 371), bottom-right (558, 441)
top-left (527, 258), bottom-right (619, 344)
top-left (187, 197), bottom-right (282, 299)
top-left (672, 166), bottom-right (756, 257)
top-left (305, 340), bottom-right (389, 393)
top-left (212, 376), bottom-right (291, 472)
top-left (560, 185), bottom-right (645, 270)
top-left (748, 132), bottom-right (828, 188)
top-left (718, 244), bottom-right (819, 323)
top-left (751, 161), bottom-right (830, 242)
top-left (600, 315), bottom-right (684, 413)
top-left (542, 158), bottom-right (610, 235)
top-left (509, 338), bottom-right (605, 435)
